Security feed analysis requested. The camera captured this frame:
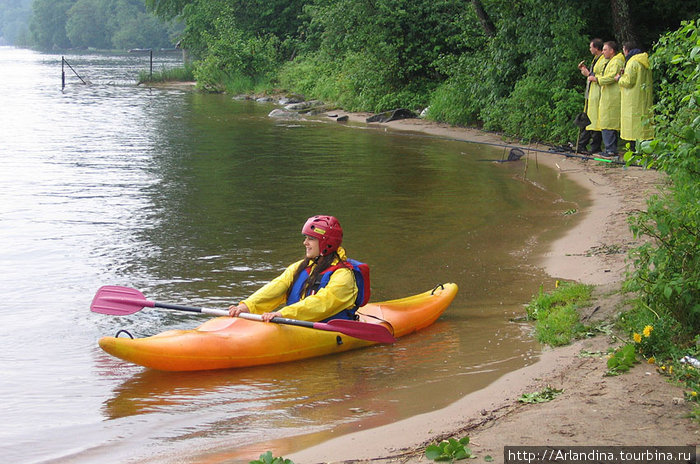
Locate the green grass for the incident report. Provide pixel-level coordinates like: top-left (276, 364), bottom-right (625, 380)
top-left (525, 282), bottom-right (592, 346)
top-left (138, 65), bottom-right (195, 84)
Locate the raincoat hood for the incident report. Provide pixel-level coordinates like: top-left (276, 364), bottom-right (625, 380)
top-left (629, 52), bottom-right (650, 69)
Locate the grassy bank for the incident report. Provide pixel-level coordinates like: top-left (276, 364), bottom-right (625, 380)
top-left (526, 282), bottom-right (700, 423)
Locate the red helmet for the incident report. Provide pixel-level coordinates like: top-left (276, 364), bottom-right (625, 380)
top-left (302, 215), bottom-right (343, 256)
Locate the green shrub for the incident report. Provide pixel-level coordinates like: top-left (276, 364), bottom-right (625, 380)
top-left (624, 18), bottom-right (700, 340)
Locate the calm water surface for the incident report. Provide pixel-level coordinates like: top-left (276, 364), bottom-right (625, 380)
top-left (0, 47), bottom-right (587, 463)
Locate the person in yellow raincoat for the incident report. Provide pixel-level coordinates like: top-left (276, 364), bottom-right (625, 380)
top-left (589, 41), bottom-right (625, 156)
top-left (577, 38), bottom-right (606, 154)
top-left (229, 215), bottom-right (359, 322)
top-left (615, 41), bottom-right (654, 150)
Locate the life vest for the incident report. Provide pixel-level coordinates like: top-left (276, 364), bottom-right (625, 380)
top-left (286, 259), bottom-right (371, 321)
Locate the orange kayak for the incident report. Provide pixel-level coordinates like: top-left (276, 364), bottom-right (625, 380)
top-left (98, 283), bottom-right (458, 371)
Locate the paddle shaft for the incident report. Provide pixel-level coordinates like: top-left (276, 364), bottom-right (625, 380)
top-left (151, 300), bottom-right (318, 329)
top-left (91, 285), bottom-right (395, 343)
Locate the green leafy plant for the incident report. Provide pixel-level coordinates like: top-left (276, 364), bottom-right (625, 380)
top-left (425, 437), bottom-right (474, 461)
top-left (249, 451), bottom-right (294, 464)
top-left (606, 343), bottom-right (639, 375)
top-left (623, 18), bottom-right (700, 341)
top-left (518, 386), bottom-right (563, 403)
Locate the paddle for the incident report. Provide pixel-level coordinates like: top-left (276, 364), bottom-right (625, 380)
top-left (90, 285), bottom-right (396, 344)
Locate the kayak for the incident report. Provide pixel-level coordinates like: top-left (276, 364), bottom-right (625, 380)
top-left (98, 282), bottom-right (458, 371)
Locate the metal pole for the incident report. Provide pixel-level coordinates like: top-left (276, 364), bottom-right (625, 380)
top-left (150, 49), bottom-right (153, 79)
top-left (62, 56), bottom-right (65, 90)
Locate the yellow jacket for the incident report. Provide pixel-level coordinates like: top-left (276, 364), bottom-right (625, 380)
top-left (585, 54), bottom-right (608, 131)
top-left (619, 52), bottom-right (654, 141)
top-left (596, 52), bottom-right (625, 130)
top-left (241, 247), bottom-right (358, 321)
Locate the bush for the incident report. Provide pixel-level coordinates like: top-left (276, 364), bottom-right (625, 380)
top-left (425, 0), bottom-right (588, 143)
top-left (624, 17), bottom-right (700, 339)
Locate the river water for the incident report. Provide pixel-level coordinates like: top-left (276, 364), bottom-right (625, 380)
top-left (0, 47), bottom-right (587, 463)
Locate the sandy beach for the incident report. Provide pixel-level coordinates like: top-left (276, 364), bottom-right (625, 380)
top-left (287, 112), bottom-right (699, 463)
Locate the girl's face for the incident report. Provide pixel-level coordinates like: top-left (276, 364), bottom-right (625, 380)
top-left (303, 235), bottom-right (321, 259)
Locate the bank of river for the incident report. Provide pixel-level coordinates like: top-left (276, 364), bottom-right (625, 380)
top-left (285, 113), bottom-right (698, 464)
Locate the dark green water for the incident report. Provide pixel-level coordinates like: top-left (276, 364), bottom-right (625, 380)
top-left (0, 47), bottom-right (587, 463)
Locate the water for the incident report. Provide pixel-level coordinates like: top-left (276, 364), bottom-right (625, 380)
top-left (0, 47), bottom-right (587, 463)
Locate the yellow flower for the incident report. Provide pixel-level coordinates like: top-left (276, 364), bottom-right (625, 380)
top-left (633, 333), bottom-right (642, 343)
top-left (691, 391), bottom-right (698, 397)
top-left (647, 357), bottom-right (656, 364)
top-left (643, 325), bottom-right (653, 337)
top-left (669, 366), bottom-right (674, 374)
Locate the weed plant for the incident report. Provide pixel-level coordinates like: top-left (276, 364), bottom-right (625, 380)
top-left (249, 451), bottom-right (294, 464)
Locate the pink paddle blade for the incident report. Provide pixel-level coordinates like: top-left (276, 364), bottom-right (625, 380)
top-left (321, 319), bottom-right (396, 344)
top-left (90, 285), bottom-right (153, 315)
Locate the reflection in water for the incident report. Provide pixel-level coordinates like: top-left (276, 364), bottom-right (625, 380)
top-left (0, 47), bottom-right (587, 463)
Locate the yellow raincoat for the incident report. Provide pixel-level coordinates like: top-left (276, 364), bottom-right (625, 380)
top-left (585, 54), bottom-right (608, 131)
top-left (619, 52), bottom-right (654, 141)
top-left (241, 247), bottom-right (358, 321)
top-left (596, 52), bottom-right (625, 130)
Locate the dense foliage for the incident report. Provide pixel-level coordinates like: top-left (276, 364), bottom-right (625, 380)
top-left (27, 0), bottom-right (181, 50)
top-left (279, 0), bottom-right (471, 112)
top-left (624, 18), bottom-right (700, 342)
top-left (427, 0), bottom-right (587, 142)
top-left (140, 0), bottom-right (697, 144)
top-left (0, 0), bottom-right (32, 46)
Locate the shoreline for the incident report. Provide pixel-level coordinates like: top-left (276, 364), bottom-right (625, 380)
top-left (285, 112), bottom-right (699, 463)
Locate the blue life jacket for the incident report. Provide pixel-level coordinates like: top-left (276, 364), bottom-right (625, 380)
top-left (286, 259), bottom-right (371, 322)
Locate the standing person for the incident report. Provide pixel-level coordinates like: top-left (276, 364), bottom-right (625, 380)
top-left (577, 38), bottom-right (606, 154)
top-left (229, 215), bottom-right (367, 323)
top-left (588, 41), bottom-right (625, 157)
top-left (615, 41), bottom-right (654, 151)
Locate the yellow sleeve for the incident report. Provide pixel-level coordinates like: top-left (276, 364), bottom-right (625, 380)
top-left (279, 267), bottom-right (358, 321)
top-left (598, 55), bottom-right (624, 86)
top-left (241, 260), bottom-right (303, 314)
top-left (618, 61), bottom-right (638, 89)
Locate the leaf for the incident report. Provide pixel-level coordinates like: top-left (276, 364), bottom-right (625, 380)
top-left (426, 445), bottom-right (445, 460)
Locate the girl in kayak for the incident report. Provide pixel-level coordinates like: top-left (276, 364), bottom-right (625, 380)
top-left (229, 215), bottom-right (368, 322)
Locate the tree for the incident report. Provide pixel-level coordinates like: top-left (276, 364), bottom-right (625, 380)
top-left (471, 0), bottom-right (495, 37)
top-left (145, 0), bottom-right (196, 19)
top-left (29, 0), bottom-right (75, 49)
top-left (0, 0), bottom-right (33, 45)
top-left (610, 0), bottom-right (638, 44)
top-left (65, 0), bottom-right (112, 49)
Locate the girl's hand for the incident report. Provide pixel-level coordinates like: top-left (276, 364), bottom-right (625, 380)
top-left (229, 302), bottom-right (250, 317)
top-left (261, 311), bottom-right (282, 322)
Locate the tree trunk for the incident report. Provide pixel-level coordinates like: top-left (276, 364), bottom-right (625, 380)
top-left (610, 0), bottom-right (639, 45)
top-left (471, 0), bottom-right (496, 37)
